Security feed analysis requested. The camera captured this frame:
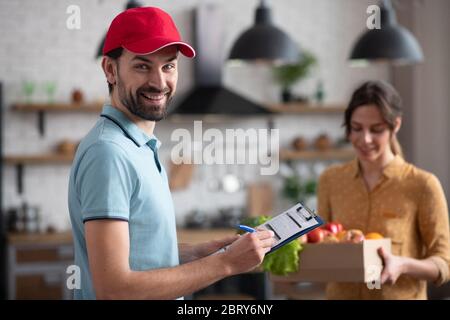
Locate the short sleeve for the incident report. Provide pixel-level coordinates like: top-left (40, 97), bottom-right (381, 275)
top-left (75, 141), bottom-right (137, 223)
top-left (317, 170), bottom-right (332, 223)
top-left (418, 174), bottom-right (450, 285)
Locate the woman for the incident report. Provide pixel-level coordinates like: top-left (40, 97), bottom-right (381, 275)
top-left (317, 80), bottom-right (450, 299)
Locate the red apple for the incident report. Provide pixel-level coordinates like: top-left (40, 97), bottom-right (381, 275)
top-left (307, 228), bottom-right (324, 243)
top-left (324, 222), bottom-right (344, 235)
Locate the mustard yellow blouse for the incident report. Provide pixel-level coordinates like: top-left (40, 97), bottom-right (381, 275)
top-left (317, 156), bottom-right (450, 299)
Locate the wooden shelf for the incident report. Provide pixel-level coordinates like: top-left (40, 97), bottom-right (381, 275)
top-left (280, 148), bottom-right (354, 161)
top-left (3, 153), bottom-right (74, 165)
top-left (13, 102), bottom-right (345, 115)
top-left (8, 231), bottom-right (73, 245)
top-left (266, 103), bottom-right (346, 114)
top-left (11, 103), bottom-right (104, 136)
top-left (12, 103), bottom-right (103, 113)
top-left (3, 153), bottom-right (75, 194)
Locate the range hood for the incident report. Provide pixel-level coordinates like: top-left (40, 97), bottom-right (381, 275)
top-left (170, 4), bottom-right (272, 116)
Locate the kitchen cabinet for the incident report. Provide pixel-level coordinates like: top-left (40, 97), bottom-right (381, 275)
top-left (7, 232), bottom-right (73, 300)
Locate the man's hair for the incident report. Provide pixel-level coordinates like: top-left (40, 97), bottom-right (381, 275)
top-left (105, 47), bottom-right (124, 94)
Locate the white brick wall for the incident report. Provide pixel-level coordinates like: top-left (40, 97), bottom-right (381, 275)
top-left (1, 0), bottom-right (387, 231)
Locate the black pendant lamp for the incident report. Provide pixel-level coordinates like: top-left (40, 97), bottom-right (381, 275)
top-left (228, 0), bottom-right (300, 64)
top-left (95, 0), bottom-right (142, 58)
top-left (350, 0), bottom-right (423, 65)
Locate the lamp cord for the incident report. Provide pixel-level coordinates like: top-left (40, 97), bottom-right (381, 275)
top-left (260, 0), bottom-right (269, 8)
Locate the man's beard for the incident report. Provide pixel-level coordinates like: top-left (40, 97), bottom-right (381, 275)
top-left (117, 78), bottom-right (172, 122)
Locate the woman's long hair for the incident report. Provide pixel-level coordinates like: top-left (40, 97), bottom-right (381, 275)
top-left (344, 80), bottom-right (404, 158)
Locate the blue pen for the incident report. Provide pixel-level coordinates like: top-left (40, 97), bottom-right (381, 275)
top-left (237, 224), bottom-right (256, 233)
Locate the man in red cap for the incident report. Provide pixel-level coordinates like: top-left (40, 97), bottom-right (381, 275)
top-left (68, 7), bottom-right (274, 300)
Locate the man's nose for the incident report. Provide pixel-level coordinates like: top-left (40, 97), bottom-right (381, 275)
top-left (147, 70), bottom-right (165, 90)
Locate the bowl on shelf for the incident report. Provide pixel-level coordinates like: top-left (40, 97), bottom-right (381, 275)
top-left (313, 134), bottom-right (332, 151)
top-left (291, 136), bottom-right (308, 151)
top-left (56, 140), bottom-right (79, 155)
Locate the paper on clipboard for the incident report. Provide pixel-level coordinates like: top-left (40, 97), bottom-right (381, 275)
top-left (258, 202), bottom-right (324, 254)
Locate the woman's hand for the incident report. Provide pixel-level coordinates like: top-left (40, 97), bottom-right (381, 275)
top-left (377, 247), bottom-right (406, 285)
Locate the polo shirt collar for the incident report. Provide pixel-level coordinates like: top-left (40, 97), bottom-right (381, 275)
top-left (101, 105), bottom-right (161, 150)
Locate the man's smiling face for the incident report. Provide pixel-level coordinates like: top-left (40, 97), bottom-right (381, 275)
top-left (112, 46), bottom-right (178, 121)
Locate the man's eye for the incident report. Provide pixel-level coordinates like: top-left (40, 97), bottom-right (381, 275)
top-left (163, 64), bottom-right (175, 71)
top-left (136, 64), bottom-right (149, 70)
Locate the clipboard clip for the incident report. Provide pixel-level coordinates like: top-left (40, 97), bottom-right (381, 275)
top-left (295, 203), bottom-right (316, 221)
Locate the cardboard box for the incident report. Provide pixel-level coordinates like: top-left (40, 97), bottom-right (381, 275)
top-left (271, 239), bottom-right (391, 283)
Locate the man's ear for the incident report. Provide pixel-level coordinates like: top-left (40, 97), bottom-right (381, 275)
top-left (393, 117), bottom-right (402, 134)
top-left (102, 57), bottom-right (117, 86)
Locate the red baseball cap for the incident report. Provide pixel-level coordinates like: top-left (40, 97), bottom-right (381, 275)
top-left (102, 7), bottom-right (195, 58)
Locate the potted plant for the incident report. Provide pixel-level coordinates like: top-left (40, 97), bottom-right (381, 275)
top-left (273, 49), bottom-right (318, 103)
top-left (282, 174), bottom-right (317, 205)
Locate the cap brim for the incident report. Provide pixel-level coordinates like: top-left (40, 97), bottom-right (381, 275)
top-left (123, 37), bottom-right (195, 58)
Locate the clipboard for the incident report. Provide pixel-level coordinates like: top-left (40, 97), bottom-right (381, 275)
top-left (258, 202), bottom-right (324, 254)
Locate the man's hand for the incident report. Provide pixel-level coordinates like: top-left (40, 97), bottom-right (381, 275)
top-left (222, 230), bottom-right (275, 275)
top-left (86, 220), bottom-right (264, 299)
top-left (378, 247), bottom-right (406, 285)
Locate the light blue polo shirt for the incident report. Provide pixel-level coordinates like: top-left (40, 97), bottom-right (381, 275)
top-left (68, 105), bottom-right (179, 299)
